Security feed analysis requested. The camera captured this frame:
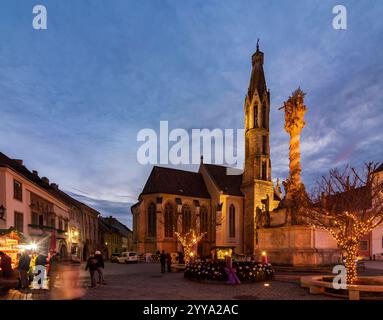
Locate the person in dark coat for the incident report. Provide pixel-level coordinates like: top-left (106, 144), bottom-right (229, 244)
top-left (35, 253), bottom-right (47, 287)
top-left (0, 251), bottom-right (13, 278)
top-left (17, 251), bottom-right (31, 289)
top-left (94, 251), bottom-right (106, 285)
top-left (166, 253), bottom-right (172, 272)
top-left (159, 250), bottom-right (166, 273)
top-left (48, 251), bottom-right (60, 291)
top-left (85, 254), bottom-right (99, 288)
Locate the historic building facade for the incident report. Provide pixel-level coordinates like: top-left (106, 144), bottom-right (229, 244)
top-left (0, 152), bottom-right (100, 260)
top-left (132, 45), bottom-right (280, 256)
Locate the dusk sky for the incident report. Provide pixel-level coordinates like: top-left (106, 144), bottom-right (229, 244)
top-left (0, 0), bottom-right (382, 228)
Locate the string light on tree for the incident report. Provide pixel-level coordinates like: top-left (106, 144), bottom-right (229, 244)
top-left (175, 229), bottom-right (206, 264)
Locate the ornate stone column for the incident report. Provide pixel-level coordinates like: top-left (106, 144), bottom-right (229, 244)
top-left (281, 88), bottom-right (307, 224)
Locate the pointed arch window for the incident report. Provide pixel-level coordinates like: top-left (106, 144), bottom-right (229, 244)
top-left (229, 204), bottom-right (235, 238)
top-left (254, 103), bottom-right (258, 128)
top-left (164, 203), bottom-right (174, 238)
top-left (147, 202), bottom-right (156, 237)
top-left (262, 104), bottom-right (267, 129)
top-left (200, 206), bottom-right (208, 234)
top-left (182, 205), bottom-right (191, 233)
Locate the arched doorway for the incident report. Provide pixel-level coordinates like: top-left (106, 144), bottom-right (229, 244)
top-left (59, 243), bottom-right (67, 258)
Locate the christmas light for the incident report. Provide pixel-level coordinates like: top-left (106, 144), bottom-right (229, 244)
top-left (175, 229), bottom-right (206, 264)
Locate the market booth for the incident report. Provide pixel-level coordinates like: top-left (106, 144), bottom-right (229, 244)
top-left (0, 228), bottom-right (25, 269)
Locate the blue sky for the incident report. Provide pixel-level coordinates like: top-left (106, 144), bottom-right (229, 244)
top-left (0, 0), bottom-right (382, 228)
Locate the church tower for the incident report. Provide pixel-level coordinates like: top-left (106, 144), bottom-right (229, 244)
top-left (241, 42), bottom-right (275, 254)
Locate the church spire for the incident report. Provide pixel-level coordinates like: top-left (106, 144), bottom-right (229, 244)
top-left (248, 40), bottom-right (266, 99)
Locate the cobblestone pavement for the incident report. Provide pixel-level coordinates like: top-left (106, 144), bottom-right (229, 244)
top-left (79, 262), bottom-right (338, 300)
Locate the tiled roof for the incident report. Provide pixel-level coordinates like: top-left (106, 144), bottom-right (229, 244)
top-left (0, 152), bottom-right (100, 216)
top-left (202, 164), bottom-right (243, 196)
top-left (140, 166), bottom-right (210, 199)
top-left (101, 216), bottom-right (131, 236)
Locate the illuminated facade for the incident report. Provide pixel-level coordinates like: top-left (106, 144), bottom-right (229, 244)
top-left (0, 152), bottom-right (100, 260)
top-left (132, 45), bottom-right (281, 256)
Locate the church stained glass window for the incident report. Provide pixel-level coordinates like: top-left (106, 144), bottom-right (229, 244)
top-left (148, 202), bottom-right (156, 237)
top-left (229, 204), bottom-right (235, 238)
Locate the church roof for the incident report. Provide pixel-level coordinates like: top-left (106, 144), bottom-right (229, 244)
top-left (140, 166), bottom-right (211, 199)
top-left (248, 47), bottom-right (267, 99)
top-left (202, 164), bottom-right (243, 196)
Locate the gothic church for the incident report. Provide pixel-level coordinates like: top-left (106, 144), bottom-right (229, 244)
top-left (132, 45), bottom-right (281, 256)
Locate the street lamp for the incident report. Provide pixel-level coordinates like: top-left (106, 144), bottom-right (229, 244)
top-left (0, 205), bottom-right (6, 220)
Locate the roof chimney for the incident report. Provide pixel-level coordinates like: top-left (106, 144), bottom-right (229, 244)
top-left (51, 183), bottom-right (59, 190)
top-left (13, 159), bottom-right (23, 166)
top-left (41, 177), bottom-right (50, 185)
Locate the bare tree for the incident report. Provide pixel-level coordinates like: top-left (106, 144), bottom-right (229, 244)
top-left (300, 163), bottom-right (383, 284)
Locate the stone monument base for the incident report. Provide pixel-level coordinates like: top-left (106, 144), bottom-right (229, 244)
top-left (254, 225), bottom-right (340, 266)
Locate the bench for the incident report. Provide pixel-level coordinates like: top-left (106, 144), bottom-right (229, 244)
top-left (301, 275), bottom-right (383, 300)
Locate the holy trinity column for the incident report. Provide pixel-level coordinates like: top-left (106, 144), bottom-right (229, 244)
top-left (281, 88), bottom-right (307, 224)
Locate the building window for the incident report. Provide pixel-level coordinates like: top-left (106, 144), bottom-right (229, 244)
top-left (58, 219), bottom-right (63, 231)
top-left (262, 136), bottom-right (268, 155)
top-left (31, 212), bottom-right (39, 225)
top-left (359, 240), bottom-right (368, 251)
top-left (50, 215), bottom-right (56, 228)
top-left (254, 103), bottom-right (258, 128)
top-left (13, 179), bottom-right (23, 201)
top-left (148, 203), bottom-right (156, 237)
top-left (164, 203), bottom-right (174, 238)
top-left (229, 204), bottom-right (235, 238)
top-left (262, 104), bottom-right (267, 129)
top-left (182, 205), bottom-right (191, 233)
top-left (200, 206), bottom-right (208, 234)
top-left (14, 212), bottom-right (24, 233)
top-left (262, 161), bottom-right (267, 180)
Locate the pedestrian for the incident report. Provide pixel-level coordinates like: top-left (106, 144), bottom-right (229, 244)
top-left (94, 250), bottom-right (106, 285)
top-left (0, 251), bottom-right (13, 278)
top-left (85, 254), bottom-right (99, 288)
top-left (166, 252), bottom-right (172, 272)
top-left (159, 250), bottom-right (166, 273)
top-left (17, 251), bottom-right (31, 290)
top-left (48, 251), bottom-right (60, 291)
top-left (178, 251), bottom-right (184, 264)
top-left (34, 253), bottom-right (47, 289)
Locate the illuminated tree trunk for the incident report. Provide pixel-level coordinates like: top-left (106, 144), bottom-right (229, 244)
top-left (343, 243), bottom-right (358, 285)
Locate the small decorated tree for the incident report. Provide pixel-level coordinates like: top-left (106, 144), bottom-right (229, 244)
top-left (301, 163), bottom-right (383, 284)
top-left (175, 230), bottom-right (206, 264)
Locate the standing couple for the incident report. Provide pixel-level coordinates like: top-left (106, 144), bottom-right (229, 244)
top-left (159, 250), bottom-right (172, 273)
top-left (85, 250), bottom-right (106, 288)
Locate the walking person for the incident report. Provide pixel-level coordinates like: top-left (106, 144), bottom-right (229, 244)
top-left (0, 251), bottom-right (13, 278)
top-left (85, 254), bottom-right (99, 288)
top-left (35, 253), bottom-right (48, 289)
top-left (159, 250), bottom-right (166, 274)
top-left (48, 251), bottom-right (60, 291)
top-left (166, 252), bottom-right (172, 272)
top-left (17, 251), bottom-right (31, 290)
top-left (94, 251), bottom-right (106, 285)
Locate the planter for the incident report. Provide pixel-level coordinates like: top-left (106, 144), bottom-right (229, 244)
top-left (184, 261), bottom-right (274, 283)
